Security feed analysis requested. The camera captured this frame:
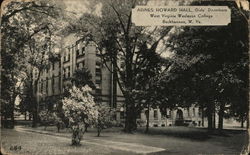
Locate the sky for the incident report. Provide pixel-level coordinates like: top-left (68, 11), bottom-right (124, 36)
top-left (62, 0), bottom-right (89, 18)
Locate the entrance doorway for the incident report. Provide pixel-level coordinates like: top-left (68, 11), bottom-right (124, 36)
top-left (175, 109), bottom-right (184, 126)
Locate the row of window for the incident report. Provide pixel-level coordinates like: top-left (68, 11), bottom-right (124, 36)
top-left (40, 76), bottom-right (60, 95)
top-left (76, 47), bottom-right (85, 56)
top-left (120, 110), bottom-right (162, 120)
top-left (63, 47), bottom-right (86, 62)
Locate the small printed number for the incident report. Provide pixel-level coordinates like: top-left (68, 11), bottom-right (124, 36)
top-left (10, 145), bottom-right (21, 151)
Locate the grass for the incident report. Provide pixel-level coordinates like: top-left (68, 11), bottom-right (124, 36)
top-left (1, 125), bottom-right (248, 155)
top-left (1, 128), bottom-right (135, 155)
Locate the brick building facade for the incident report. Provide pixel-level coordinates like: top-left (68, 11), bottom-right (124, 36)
top-left (33, 34), bottom-right (202, 127)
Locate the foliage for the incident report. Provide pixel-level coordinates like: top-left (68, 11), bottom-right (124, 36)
top-left (94, 104), bottom-right (116, 137)
top-left (64, 0), bottom-right (178, 132)
top-left (62, 85), bottom-right (97, 145)
top-left (1, 0), bottom-right (66, 128)
top-left (39, 110), bottom-right (63, 131)
top-left (158, 1), bottom-right (248, 129)
top-left (70, 68), bottom-right (95, 89)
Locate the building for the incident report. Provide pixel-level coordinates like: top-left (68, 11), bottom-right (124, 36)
top-left (34, 34), bottom-right (124, 119)
top-left (34, 34), bottom-right (202, 127)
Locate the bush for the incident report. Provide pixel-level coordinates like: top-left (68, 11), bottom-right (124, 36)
top-left (94, 104), bottom-right (116, 137)
top-left (39, 110), bottom-right (61, 130)
top-left (62, 85), bottom-right (97, 145)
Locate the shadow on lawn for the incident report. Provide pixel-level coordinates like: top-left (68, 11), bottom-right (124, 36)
top-left (136, 127), bottom-right (247, 141)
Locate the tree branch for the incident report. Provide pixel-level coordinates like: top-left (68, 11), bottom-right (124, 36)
top-left (109, 3), bottom-right (126, 35)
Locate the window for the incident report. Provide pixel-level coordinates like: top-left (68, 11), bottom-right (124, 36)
top-left (169, 110), bottom-right (172, 118)
top-left (137, 112), bottom-right (141, 119)
top-left (120, 111), bottom-right (125, 119)
top-left (63, 68), bottom-right (66, 78)
top-left (96, 71), bottom-right (101, 76)
top-left (76, 63), bottom-right (79, 69)
top-left (96, 88), bottom-right (101, 94)
top-left (64, 55), bottom-right (66, 62)
top-left (68, 54), bottom-right (70, 61)
top-left (82, 47), bottom-right (85, 53)
top-left (96, 80), bottom-right (101, 84)
top-left (113, 114), bottom-right (117, 120)
top-left (76, 49), bottom-right (79, 56)
top-left (52, 76), bottom-right (55, 94)
top-left (96, 61), bottom-right (101, 66)
top-left (154, 110), bottom-right (158, 120)
top-left (68, 70), bottom-right (70, 77)
top-left (193, 108), bottom-right (196, 117)
top-left (52, 63), bottom-right (55, 70)
top-left (198, 108), bottom-right (202, 117)
top-left (96, 68), bottom-right (101, 73)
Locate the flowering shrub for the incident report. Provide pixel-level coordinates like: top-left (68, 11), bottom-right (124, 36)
top-left (62, 85), bottom-right (97, 145)
top-left (95, 104), bottom-right (116, 137)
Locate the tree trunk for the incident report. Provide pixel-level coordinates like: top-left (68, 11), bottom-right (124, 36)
top-left (85, 124), bottom-right (89, 132)
top-left (218, 102), bottom-right (225, 130)
top-left (32, 82), bottom-right (39, 127)
top-left (241, 115), bottom-right (244, 128)
top-left (207, 103), bottom-right (214, 131)
top-left (32, 100), bottom-right (38, 127)
top-left (246, 112), bottom-right (249, 129)
top-left (32, 69), bottom-right (41, 128)
top-left (145, 103), bottom-right (150, 133)
top-left (9, 96), bottom-right (15, 129)
top-left (213, 110), bottom-right (216, 129)
top-left (201, 105), bottom-right (204, 127)
top-left (24, 111), bottom-right (27, 120)
top-left (97, 128), bottom-right (101, 137)
top-left (29, 113), bottom-right (32, 120)
top-left (72, 126), bottom-right (82, 146)
top-left (6, 88), bottom-right (18, 129)
top-left (124, 100), bottom-right (137, 133)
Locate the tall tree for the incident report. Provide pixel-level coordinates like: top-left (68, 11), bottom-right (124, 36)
top-left (64, 0), bottom-right (175, 132)
top-left (1, 0), bottom-right (65, 128)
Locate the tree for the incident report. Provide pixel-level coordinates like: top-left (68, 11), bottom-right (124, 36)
top-left (225, 78), bottom-right (248, 128)
top-left (18, 75), bottom-right (34, 120)
top-left (64, 0), bottom-right (175, 132)
top-left (163, 1), bottom-right (248, 130)
top-left (59, 67), bottom-right (95, 131)
top-left (1, 0), bottom-right (65, 128)
top-left (62, 85), bottom-right (97, 145)
top-left (71, 68), bottom-right (95, 89)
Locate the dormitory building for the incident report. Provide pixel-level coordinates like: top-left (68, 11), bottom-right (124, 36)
top-left (33, 34), bottom-right (202, 127)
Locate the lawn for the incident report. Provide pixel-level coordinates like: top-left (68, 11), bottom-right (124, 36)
top-left (1, 128), bottom-right (135, 155)
top-left (1, 125), bottom-right (248, 155)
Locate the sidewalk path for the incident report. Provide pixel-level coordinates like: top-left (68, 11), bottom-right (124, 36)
top-left (15, 126), bottom-right (165, 154)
